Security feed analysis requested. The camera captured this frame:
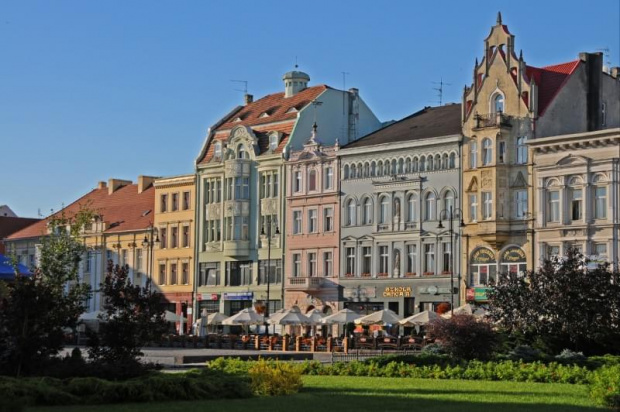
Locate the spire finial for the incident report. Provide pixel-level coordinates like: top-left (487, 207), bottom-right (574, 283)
top-left (309, 122), bottom-right (318, 143)
top-left (519, 49), bottom-right (523, 61)
top-left (295, 56), bottom-right (298, 69)
top-left (475, 57), bottom-right (479, 67)
top-left (497, 11), bottom-right (502, 25)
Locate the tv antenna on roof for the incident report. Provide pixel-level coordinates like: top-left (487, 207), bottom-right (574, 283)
top-left (596, 47), bottom-right (612, 70)
top-left (432, 78), bottom-right (451, 106)
top-left (230, 79), bottom-right (248, 94)
top-left (311, 99), bottom-right (323, 124)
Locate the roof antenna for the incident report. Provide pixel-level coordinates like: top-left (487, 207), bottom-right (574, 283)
top-left (432, 77), bottom-right (452, 106)
top-left (597, 47), bottom-right (612, 71)
top-left (311, 99), bottom-right (323, 124)
top-left (295, 56), bottom-right (298, 69)
top-left (230, 79), bottom-right (248, 95)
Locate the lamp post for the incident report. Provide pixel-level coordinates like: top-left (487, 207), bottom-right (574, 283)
top-left (437, 206), bottom-right (465, 317)
top-left (141, 226), bottom-right (159, 291)
top-left (261, 215), bottom-right (280, 336)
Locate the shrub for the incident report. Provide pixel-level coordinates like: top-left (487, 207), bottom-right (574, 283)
top-left (589, 364), bottom-right (620, 409)
top-left (430, 314), bottom-right (498, 360)
top-left (508, 345), bottom-right (543, 362)
top-left (555, 349), bottom-right (587, 363)
top-left (248, 359), bottom-right (302, 396)
top-left (421, 343), bottom-right (446, 355)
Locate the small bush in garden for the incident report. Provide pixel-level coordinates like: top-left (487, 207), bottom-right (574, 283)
top-left (430, 314), bottom-right (498, 360)
top-left (421, 343), bottom-right (446, 355)
top-left (206, 357), bottom-right (251, 375)
top-left (589, 364), bottom-right (620, 409)
top-left (248, 359), bottom-right (302, 396)
top-left (508, 345), bottom-right (543, 362)
top-left (555, 349), bottom-right (587, 363)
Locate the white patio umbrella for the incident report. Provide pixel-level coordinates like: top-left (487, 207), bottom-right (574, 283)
top-left (268, 306), bottom-right (311, 325)
top-left (354, 308), bottom-right (402, 326)
top-left (440, 304), bottom-right (488, 319)
top-left (399, 310), bottom-right (441, 326)
top-left (321, 308), bottom-right (361, 325)
top-left (205, 312), bottom-right (229, 325)
top-left (222, 308), bottom-right (264, 326)
top-left (306, 309), bottom-right (326, 324)
top-left (164, 310), bottom-right (187, 323)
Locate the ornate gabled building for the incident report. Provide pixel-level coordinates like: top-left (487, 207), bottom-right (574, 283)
top-left (461, 13), bottom-right (620, 304)
top-left (284, 124), bottom-right (340, 315)
top-left (194, 70), bottom-right (381, 318)
top-left (338, 104), bottom-right (462, 318)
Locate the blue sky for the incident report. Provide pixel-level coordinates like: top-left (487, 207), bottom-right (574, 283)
top-left (1, 1), bottom-right (618, 218)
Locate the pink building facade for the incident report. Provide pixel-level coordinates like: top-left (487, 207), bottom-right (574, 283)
top-left (284, 128), bottom-right (340, 315)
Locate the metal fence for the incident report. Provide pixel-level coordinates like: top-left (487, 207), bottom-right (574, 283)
top-left (331, 349), bottom-right (417, 363)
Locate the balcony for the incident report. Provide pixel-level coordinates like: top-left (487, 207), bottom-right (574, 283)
top-left (286, 276), bottom-right (325, 291)
top-left (223, 240), bottom-right (250, 257)
top-left (224, 159), bottom-right (251, 177)
top-left (472, 112), bottom-right (512, 130)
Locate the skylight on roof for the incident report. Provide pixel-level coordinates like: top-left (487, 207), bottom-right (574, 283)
top-left (259, 112), bottom-right (270, 118)
top-left (285, 107), bottom-right (298, 114)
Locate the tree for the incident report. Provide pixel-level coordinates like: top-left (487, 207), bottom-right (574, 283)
top-left (0, 209), bottom-right (93, 376)
top-left (88, 260), bottom-right (167, 375)
top-left (430, 314), bottom-right (497, 360)
top-left (488, 249), bottom-right (620, 354)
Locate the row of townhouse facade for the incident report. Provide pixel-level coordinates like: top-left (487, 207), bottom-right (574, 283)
top-left (4, 15), bottom-right (619, 328)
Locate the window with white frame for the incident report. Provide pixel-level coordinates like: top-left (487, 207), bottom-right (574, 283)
top-left (292, 253), bottom-right (301, 277)
top-left (444, 191), bottom-right (454, 214)
top-left (293, 171), bottom-right (302, 192)
top-left (515, 190), bottom-right (527, 219)
top-left (293, 211), bottom-right (302, 234)
top-left (324, 166), bottom-right (334, 190)
top-left (407, 194), bottom-right (417, 222)
top-left (469, 194), bottom-right (478, 222)
top-left (571, 188), bottom-right (582, 221)
top-left (347, 199), bottom-right (356, 226)
top-left (425, 193), bottom-right (436, 221)
top-left (470, 141), bottom-right (477, 169)
top-left (237, 144), bottom-right (249, 159)
top-left (546, 245), bottom-right (560, 259)
top-left (482, 192), bottom-right (492, 220)
top-left (260, 171), bottom-right (279, 198)
top-left (594, 243), bottom-right (607, 257)
top-left (308, 209), bottom-right (318, 233)
top-left (346, 247), bottom-right (356, 276)
top-left (516, 137), bottom-right (527, 164)
top-left (380, 196), bottom-right (389, 224)
top-left (214, 141), bottom-right (222, 158)
top-left (406, 245), bottom-right (416, 274)
top-left (493, 93), bottom-right (504, 113)
top-left (308, 169), bottom-right (317, 191)
top-left (442, 242), bottom-right (451, 273)
top-left (362, 246), bottom-right (372, 274)
top-left (449, 153), bottom-right (456, 168)
top-left (379, 246), bottom-right (389, 274)
top-left (595, 186), bottom-right (607, 219)
top-left (482, 138), bottom-right (492, 166)
top-left (308, 252), bottom-right (317, 276)
top-left (424, 244), bottom-right (435, 275)
top-left (362, 198), bottom-right (372, 225)
top-left (498, 141), bottom-right (506, 164)
top-left (548, 191), bottom-right (560, 222)
top-left (269, 134), bottom-right (278, 151)
top-left (323, 252), bottom-right (333, 277)
top-left (323, 207), bottom-right (334, 232)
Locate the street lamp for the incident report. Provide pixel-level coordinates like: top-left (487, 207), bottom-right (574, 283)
top-left (142, 226), bottom-right (159, 291)
top-left (261, 215), bottom-right (280, 336)
top-left (437, 206), bottom-right (465, 317)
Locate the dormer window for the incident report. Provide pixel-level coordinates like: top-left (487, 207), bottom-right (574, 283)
top-left (493, 93), bottom-right (504, 113)
top-left (269, 134), bottom-right (278, 151)
top-left (259, 112), bottom-right (270, 118)
top-left (237, 144), bottom-right (249, 159)
top-left (214, 142), bottom-right (222, 158)
top-left (233, 117), bottom-right (243, 122)
top-left (285, 106), bottom-right (298, 114)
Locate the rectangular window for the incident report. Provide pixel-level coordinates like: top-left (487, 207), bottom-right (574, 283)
top-left (227, 261), bottom-right (252, 286)
top-left (136, 249), bottom-right (143, 272)
top-left (259, 259), bottom-right (282, 284)
top-left (181, 263), bottom-right (189, 284)
top-left (548, 191), bottom-right (560, 222)
top-left (442, 242), bottom-right (451, 273)
top-left (362, 246), bottom-right (372, 274)
top-left (171, 227), bottom-right (178, 248)
top-left (324, 167), bottom-right (334, 190)
top-left (324, 207), bottom-right (334, 232)
top-left (158, 263), bottom-right (166, 285)
top-left (346, 247), bottom-right (356, 276)
top-left (595, 187), bottom-right (607, 219)
top-left (470, 141), bottom-right (477, 169)
top-left (406, 245), bottom-right (416, 274)
top-left (171, 193), bottom-right (179, 211)
top-left (308, 253), bottom-right (317, 276)
top-left (308, 170), bottom-right (317, 191)
top-left (498, 141), bottom-right (506, 164)
top-left (293, 211), bottom-right (302, 234)
top-left (571, 189), bottom-right (582, 221)
top-left (594, 243), bottom-right (607, 257)
top-left (182, 226), bottom-right (190, 247)
top-left (424, 244), bottom-right (435, 275)
top-left (379, 246), bottom-right (389, 274)
top-left (294, 172), bottom-right (302, 192)
top-left (170, 263), bottom-right (177, 285)
top-left (547, 245), bottom-right (560, 259)
top-left (482, 192), bottom-right (492, 220)
top-left (323, 252), bottom-right (333, 277)
top-left (292, 254), bottom-right (301, 277)
top-left (225, 178), bottom-right (233, 201)
top-left (469, 194), bottom-right (478, 222)
top-left (160, 228), bottom-right (167, 249)
top-left (308, 209), bottom-right (317, 233)
top-left (515, 190), bottom-right (527, 219)
top-left (121, 249), bottom-right (127, 267)
top-left (160, 194), bottom-right (168, 212)
top-left (182, 191), bottom-right (190, 210)
top-left (199, 262), bottom-right (220, 286)
top-left (516, 137), bottom-right (528, 164)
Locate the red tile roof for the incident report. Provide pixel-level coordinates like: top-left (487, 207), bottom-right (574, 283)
top-left (7, 184), bottom-right (155, 240)
top-left (197, 85), bottom-right (328, 164)
top-left (0, 217), bottom-right (41, 240)
top-left (526, 60), bottom-right (580, 116)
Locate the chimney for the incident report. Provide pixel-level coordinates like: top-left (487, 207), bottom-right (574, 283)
top-left (97, 181), bottom-right (107, 190)
top-left (138, 175), bottom-right (158, 194)
top-left (580, 52), bottom-right (603, 131)
top-left (282, 70), bottom-right (310, 98)
top-left (244, 94), bottom-right (254, 105)
top-left (611, 67), bottom-right (620, 79)
top-left (107, 178), bottom-right (132, 195)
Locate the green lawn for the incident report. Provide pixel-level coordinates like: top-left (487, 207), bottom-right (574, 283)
top-left (30, 375), bottom-right (601, 412)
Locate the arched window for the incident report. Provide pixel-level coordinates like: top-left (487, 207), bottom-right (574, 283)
top-left (269, 134), bottom-right (278, 151)
top-left (364, 163), bottom-right (370, 178)
top-left (412, 157), bottom-right (419, 172)
top-left (420, 157), bottom-right (426, 172)
top-left (449, 153), bottom-right (456, 168)
top-left (407, 194), bottom-right (417, 222)
top-left (516, 137), bottom-right (528, 164)
top-left (347, 199), bottom-right (356, 226)
top-left (237, 144), bottom-right (249, 159)
top-left (470, 140), bottom-right (478, 169)
top-left (442, 154), bottom-right (449, 169)
top-left (444, 191), bottom-right (454, 214)
top-left (308, 169), bottom-right (317, 191)
top-left (380, 196), bottom-right (390, 224)
top-left (434, 154), bottom-right (441, 170)
top-left (425, 193), bottom-right (436, 221)
top-left (363, 198), bottom-right (373, 225)
top-left (398, 158), bottom-right (404, 174)
top-left (493, 93), bottom-right (504, 113)
top-left (370, 161), bottom-right (376, 176)
top-left (384, 162), bottom-right (390, 175)
top-left (427, 155), bottom-right (434, 171)
top-left (482, 138), bottom-right (493, 165)
top-left (405, 158), bottom-right (411, 173)
top-left (391, 159), bottom-right (397, 175)
top-left (214, 141), bottom-right (222, 159)
top-left (350, 164), bottom-right (357, 179)
top-left (377, 161), bottom-right (383, 177)
top-left (343, 164), bottom-right (349, 179)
